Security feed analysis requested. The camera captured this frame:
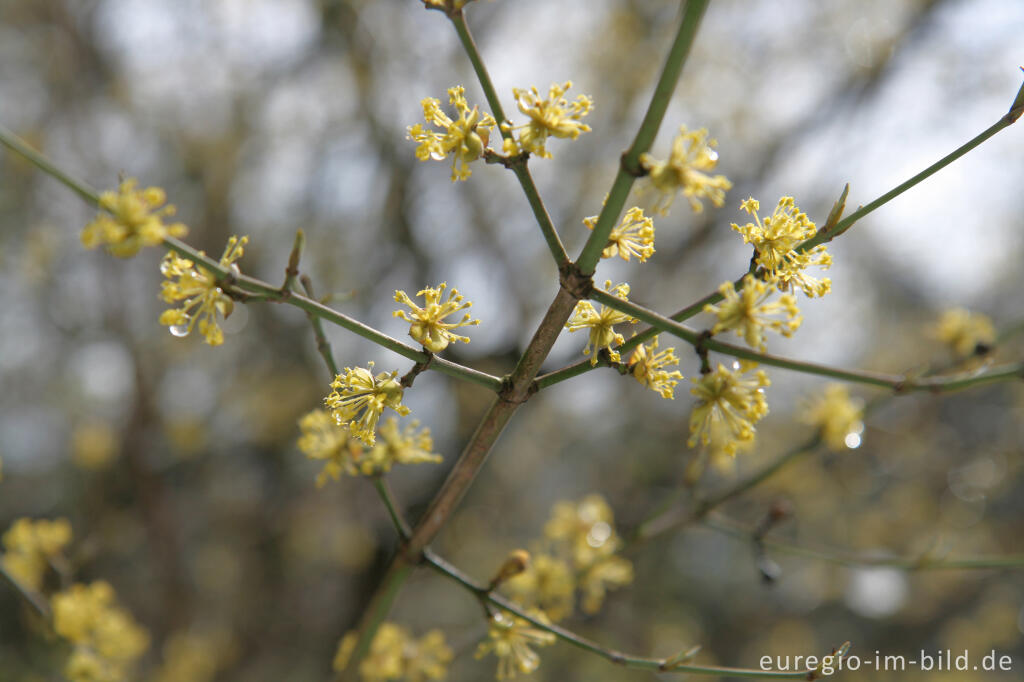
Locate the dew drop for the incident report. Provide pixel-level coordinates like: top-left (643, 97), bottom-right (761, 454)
top-left (586, 521), bottom-right (612, 547)
top-left (706, 149), bottom-right (719, 162)
top-left (429, 151), bottom-right (447, 161)
top-left (844, 432), bottom-right (862, 449)
top-left (169, 324), bottom-right (190, 338)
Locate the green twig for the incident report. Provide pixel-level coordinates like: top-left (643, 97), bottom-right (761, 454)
top-left (300, 275), bottom-right (340, 378)
top-left (422, 549), bottom-right (819, 678)
top-left (449, 12), bottom-right (570, 268)
top-left (0, 564), bottom-right (52, 620)
top-left (704, 516), bottom-right (1024, 571)
top-left (373, 477), bottom-right (412, 540)
top-left (575, 0), bottom-right (710, 274)
top-left (589, 287), bottom-right (1024, 393)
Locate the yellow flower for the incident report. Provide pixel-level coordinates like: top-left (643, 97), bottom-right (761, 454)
top-left (333, 624), bottom-right (452, 682)
top-left (509, 81), bottom-right (593, 159)
top-left (475, 610), bottom-right (556, 680)
top-left (1, 517), bottom-right (72, 591)
top-left (504, 554), bottom-right (575, 622)
top-left (52, 581), bottom-right (149, 682)
top-left (408, 86), bottom-right (496, 181)
top-left (71, 421), bottom-right (120, 471)
top-left (151, 630), bottom-right (235, 682)
top-left (578, 554), bottom-right (634, 614)
top-left (704, 275), bottom-right (802, 350)
top-left (688, 362), bottom-right (770, 456)
top-left (296, 409), bottom-right (363, 487)
top-left (325, 363), bottom-right (410, 446)
top-left (639, 126), bottom-right (732, 215)
top-left (801, 384), bottom-right (865, 451)
top-left (584, 206), bottom-right (655, 262)
top-left (158, 236), bottom-right (248, 346)
top-left (544, 495), bottom-right (622, 569)
top-left (628, 336), bottom-right (684, 399)
top-left (363, 418), bottom-right (442, 475)
top-left (81, 178), bottom-right (188, 257)
top-left (565, 281), bottom-right (636, 365)
top-left (393, 282), bottom-right (480, 352)
top-left (933, 308), bottom-right (996, 357)
top-left (731, 197), bottom-right (832, 298)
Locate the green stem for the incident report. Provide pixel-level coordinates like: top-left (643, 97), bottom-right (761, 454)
top-left (536, 76), bottom-right (1024, 389)
top-left (0, 122), bottom-right (99, 206)
top-left (576, 0), bottom-right (710, 274)
top-left (704, 516), bottom-right (1024, 571)
top-left (450, 12), bottom-right (570, 268)
top-left (0, 124), bottom-right (504, 392)
top-left (0, 564), bottom-right (51, 620)
top-left (590, 287), bottom-right (1024, 393)
top-left (422, 550), bottom-right (819, 678)
top-left (372, 477), bottom-right (411, 539)
top-left (300, 276), bottom-right (341, 378)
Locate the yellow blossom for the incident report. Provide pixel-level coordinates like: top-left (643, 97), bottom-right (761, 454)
top-left (688, 362), bottom-right (770, 456)
top-left (801, 384), bottom-right (865, 451)
top-left (71, 421), bottom-right (120, 471)
top-left (363, 418), bottom-right (442, 475)
top-left (504, 554), bottom-right (575, 622)
top-left (565, 281), bottom-right (636, 365)
top-left (639, 126), bottom-right (732, 215)
top-left (544, 495), bottom-right (622, 569)
top-left (81, 178), bottom-right (188, 257)
top-left (509, 81), bottom-right (592, 159)
top-left (628, 336), bottom-right (684, 399)
top-left (151, 630), bottom-right (235, 682)
top-left (584, 206), bottom-right (655, 262)
top-left (52, 581), bottom-right (149, 682)
top-left (933, 308), bottom-right (996, 357)
top-left (296, 409), bottom-right (363, 486)
top-left (393, 282), bottom-right (480, 352)
top-left (158, 236), bottom-right (248, 346)
top-left (731, 197), bottom-right (832, 298)
top-left (333, 623), bottom-right (452, 682)
top-left (578, 554), bottom-right (634, 614)
top-left (704, 275), bottom-right (802, 350)
top-left (1, 517), bottom-right (72, 591)
top-left (408, 86), bottom-right (496, 181)
top-left (475, 610), bottom-right (556, 680)
top-left (325, 363), bottom-right (410, 446)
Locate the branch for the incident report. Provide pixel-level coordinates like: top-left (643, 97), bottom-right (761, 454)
top-left (0, 563), bottom-right (52, 620)
top-left (535, 75), bottom-right (1024, 388)
top-left (704, 516), bottom-right (1024, 571)
top-left (0, 123), bottom-right (505, 393)
top-left (589, 286), bottom-right (1024, 393)
top-left (338, 4), bottom-right (711, 677)
top-left (449, 12), bottom-right (570, 269)
top-left (422, 549), bottom-right (821, 678)
top-left (575, 0), bottom-right (710, 274)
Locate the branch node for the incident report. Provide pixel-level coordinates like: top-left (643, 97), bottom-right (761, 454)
top-left (401, 352), bottom-right (435, 388)
top-left (695, 330), bottom-right (713, 374)
top-left (620, 151), bottom-right (646, 178)
top-left (559, 262), bottom-right (594, 301)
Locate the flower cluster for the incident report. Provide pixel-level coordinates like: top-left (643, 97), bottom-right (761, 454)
top-left (507, 81), bottom-right (593, 158)
top-left (81, 178), bottom-right (188, 257)
top-left (52, 581), bottom-right (150, 682)
top-left (731, 197), bottom-right (832, 298)
top-left (504, 495), bottom-right (633, 622)
top-left (334, 622), bottom-right (453, 682)
top-left (297, 410), bottom-right (442, 486)
top-left (408, 86), bottom-right (496, 181)
top-left (627, 336), bottom-right (684, 399)
top-left (158, 236), bottom-right (248, 346)
top-left (475, 610), bottom-right (556, 680)
top-left (640, 126), bottom-right (732, 215)
top-left (151, 630), bottom-right (236, 682)
top-left (933, 308), bottom-right (996, 357)
top-left (801, 384), bottom-right (865, 451)
top-left (1, 517), bottom-right (72, 591)
top-left (704, 275), bottom-right (802, 350)
top-left (584, 206), bottom-right (656, 262)
top-left (324, 363), bottom-right (411, 446)
top-left (688, 362), bottom-right (770, 457)
top-left (394, 282), bottom-right (480, 352)
top-left (565, 281), bottom-right (636, 364)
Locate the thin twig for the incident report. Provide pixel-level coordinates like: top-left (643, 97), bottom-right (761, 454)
top-left (589, 287), bottom-right (1024, 393)
top-left (422, 549), bottom-right (820, 678)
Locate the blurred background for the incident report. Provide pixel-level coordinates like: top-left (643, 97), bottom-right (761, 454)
top-left (1, 0), bottom-right (1023, 680)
